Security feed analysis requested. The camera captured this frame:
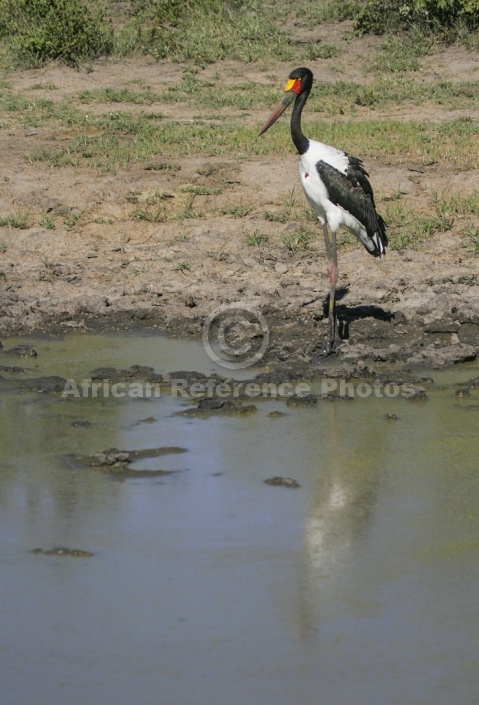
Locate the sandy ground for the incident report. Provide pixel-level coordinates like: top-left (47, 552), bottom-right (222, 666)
top-left (1, 30), bottom-right (479, 375)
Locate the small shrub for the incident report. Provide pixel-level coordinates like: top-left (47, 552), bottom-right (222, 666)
top-left (356, 0), bottom-right (479, 36)
top-left (0, 0), bottom-right (113, 67)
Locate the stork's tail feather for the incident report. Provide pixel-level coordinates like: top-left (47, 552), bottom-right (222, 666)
top-left (369, 214), bottom-right (388, 258)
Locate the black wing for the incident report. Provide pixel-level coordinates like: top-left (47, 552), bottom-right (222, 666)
top-left (316, 157), bottom-right (388, 256)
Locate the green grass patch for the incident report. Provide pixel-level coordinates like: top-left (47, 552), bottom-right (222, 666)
top-left (40, 213), bottom-right (56, 229)
top-left (461, 226), bottom-right (479, 255)
top-left (371, 34), bottom-right (432, 73)
top-left (301, 41), bottom-right (342, 62)
top-left (30, 148), bottom-right (78, 168)
top-left (0, 210), bottom-right (31, 228)
top-left (133, 205), bottom-right (167, 223)
top-left (264, 210), bottom-right (288, 223)
top-left (220, 202), bottom-right (254, 217)
top-left (28, 82), bottom-right (58, 91)
top-left (77, 87), bottom-right (158, 105)
top-left (312, 77), bottom-right (479, 113)
top-left (245, 229), bottom-right (269, 247)
top-left (144, 1), bottom-right (292, 64)
top-left (382, 188), bottom-right (479, 252)
top-left (3, 71), bottom-right (479, 134)
top-left (283, 225), bottom-right (314, 253)
top-left (432, 188), bottom-right (479, 217)
top-left (25, 116), bottom-right (479, 171)
top-left (385, 203), bottom-right (449, 252)
top-left (180, 185), bottom-right (223, 196)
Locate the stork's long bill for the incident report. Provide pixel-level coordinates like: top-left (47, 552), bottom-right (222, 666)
top-left (258, 78), bottom-right (302, 136)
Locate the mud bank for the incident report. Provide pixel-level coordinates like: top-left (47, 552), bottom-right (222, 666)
top-left (0, 295), bottom-right (477, 378)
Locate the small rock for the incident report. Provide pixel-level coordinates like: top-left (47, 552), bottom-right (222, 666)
top-left (424, 319), bottom-right (460, 334)
top-left (405, 385), bottom-right (428, 401)
top-left (0, 364), bottom-right (25, 373)
top-left (286, 393), bottom-right (317, 406)
top-left (268, 410), bottom-right (286, 419)
top-left (6, 344), bottom-right (37, 357)
top-left (407, 343), bottom-right (476, 368)
top-left (177, 398), bottom-right (257, 417)
top-left (264, 476), bottom-right (301, 488)
top-left (92, 450), bottom-right (131, 466)
top-left (18, 376), bottom-right (67, 393)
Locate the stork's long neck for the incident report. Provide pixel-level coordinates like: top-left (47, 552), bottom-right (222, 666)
top-left (291, 89), bottom-right (310, 155)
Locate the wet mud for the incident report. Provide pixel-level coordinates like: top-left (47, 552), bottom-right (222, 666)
top-left (67, 446), bottom-right (188, 479)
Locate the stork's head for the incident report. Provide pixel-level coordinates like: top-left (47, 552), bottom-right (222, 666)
top-left (259, 67), bottom-right (313, 136)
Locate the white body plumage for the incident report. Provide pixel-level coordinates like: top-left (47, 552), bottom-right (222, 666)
top-left (299, 140), bottom-right (385, 256)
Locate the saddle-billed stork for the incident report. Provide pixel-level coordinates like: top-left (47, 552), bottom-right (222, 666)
top-left (259, 67), bottom-right (387, 355)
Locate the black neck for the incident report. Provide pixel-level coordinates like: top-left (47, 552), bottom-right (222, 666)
top-left (291, 89), bottom-right (310, 155)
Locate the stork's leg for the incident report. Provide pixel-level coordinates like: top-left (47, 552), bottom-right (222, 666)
top-left (322, 224), bottom-right (339, 356)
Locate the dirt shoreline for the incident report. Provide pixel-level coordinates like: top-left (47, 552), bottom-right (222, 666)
top-left (0, 149), bottom-right (478, 375)
top-left (1, 49), bottom-right (479, 376)
top-left (1, 286), bottom-right (478, 377)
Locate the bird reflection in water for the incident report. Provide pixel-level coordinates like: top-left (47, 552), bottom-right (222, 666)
top-left (298, 404), bottom-right (382, 640)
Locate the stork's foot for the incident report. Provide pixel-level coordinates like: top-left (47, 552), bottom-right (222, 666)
top-left (318, 334), bottom-right (341, 358)
top-left (319, 347), bottom-right (334, 359)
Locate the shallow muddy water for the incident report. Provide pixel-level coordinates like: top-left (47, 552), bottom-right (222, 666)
top-left (1, 334), bottom-right (479, 705)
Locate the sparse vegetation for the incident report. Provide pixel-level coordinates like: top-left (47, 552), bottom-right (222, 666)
top-left (40, 213), bottom-right (56, 229)
top-left (246, 229), bottom-right (269, 247)
top-left (63, 209), bottom-right (82, 230)
top-left (283, 226), bottom-right (314, 253)
top-left (174, 260), bottom-right (191, 272)
top-left (207, 245), bottom-right (228, 261)
top-left (461, 226), bottom-right (479, 255)
top-left (0, 210), bottom-right (31, 229)
top-left (220, 203), bottom-right (254, 218)
top-left (371, 33), bottom-right (432, 72)
top-left (132, 205), bottom-right (167, 223)
top-left (380, 188), bottom-right (477, 251)
top-left (264, 211), bottom-right (288, 223)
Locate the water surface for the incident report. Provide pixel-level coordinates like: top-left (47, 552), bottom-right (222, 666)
top-left (1, 334), bottom-right (478, 705)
